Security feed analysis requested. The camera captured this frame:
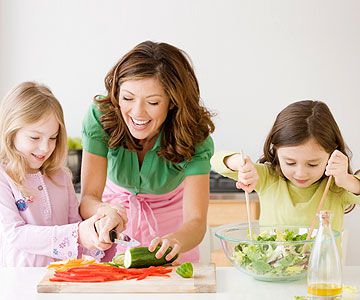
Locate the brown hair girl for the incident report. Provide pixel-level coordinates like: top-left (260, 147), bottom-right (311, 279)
top-left (260, 100), bottom-right (352, 177)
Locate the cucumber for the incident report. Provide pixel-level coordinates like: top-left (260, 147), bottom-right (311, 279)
top-left (176, 262), bottom-right (193, 278)
top-left (124, 246), bottom-right (178, 268)
top-left (111, 253), bottom-right (125, 267)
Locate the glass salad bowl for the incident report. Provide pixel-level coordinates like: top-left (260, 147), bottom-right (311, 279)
top-left (215, 223), bottom-right (339, 282)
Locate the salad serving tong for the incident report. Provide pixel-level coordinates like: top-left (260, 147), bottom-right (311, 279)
top-left (239, 150), bottom-right (253, 240)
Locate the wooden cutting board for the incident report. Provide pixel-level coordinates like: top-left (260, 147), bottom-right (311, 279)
top-left (37, 263), bottom-right (216, 293)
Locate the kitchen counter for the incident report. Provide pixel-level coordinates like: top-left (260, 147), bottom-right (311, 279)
top-left (2, 266), bottom-right (359, 299)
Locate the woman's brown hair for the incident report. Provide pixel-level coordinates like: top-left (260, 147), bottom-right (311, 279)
top-left (95, 41), bottom-right (215, 163)
top-left (259, 100), bottom-right (352, 176)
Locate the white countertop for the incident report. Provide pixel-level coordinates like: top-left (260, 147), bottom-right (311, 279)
top-left (2, 266), bottom-right (360, 300)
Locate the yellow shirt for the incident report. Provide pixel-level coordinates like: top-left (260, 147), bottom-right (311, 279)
top-left (211, 151), bottom-right (360, 232)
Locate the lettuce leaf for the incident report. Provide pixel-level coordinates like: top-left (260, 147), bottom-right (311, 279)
top-left (232, 229), bottom-right (312, 278)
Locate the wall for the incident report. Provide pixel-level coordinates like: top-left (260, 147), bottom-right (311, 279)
top-left (1, 0), bottom-right (359, 265)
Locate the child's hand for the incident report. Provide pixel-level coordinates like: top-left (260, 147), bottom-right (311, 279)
top-left (226, 153), bottom-right (258, 193)
top-left (325, 150), bottom-right (360, 194)
top-left (78, 214), bottom-right (112, 251)
top-left (325, 150), bottom-right (350, 188)
top-left (236, 154), bottom-right (258, 193)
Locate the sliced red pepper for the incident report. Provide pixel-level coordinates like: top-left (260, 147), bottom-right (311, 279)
top-left (49, 264), bottom-right (173, 282)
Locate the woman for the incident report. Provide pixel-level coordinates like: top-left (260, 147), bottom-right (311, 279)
top-left (80, 41), bottom-right (215, 262)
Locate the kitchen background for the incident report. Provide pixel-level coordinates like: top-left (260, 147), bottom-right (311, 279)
top-left (0, 0), bottom-right (359, 265)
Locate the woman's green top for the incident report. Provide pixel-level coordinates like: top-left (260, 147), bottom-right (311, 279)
top-left (82, 104), bottom-right (214, 195)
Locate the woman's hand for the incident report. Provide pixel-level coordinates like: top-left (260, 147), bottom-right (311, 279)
top-left (78, 214), bottom-right (112, 251)
top-left (94, 204), bottom-right (128, 244)
top-left (147, 174), bottom-right (208, 261)
top-left (148, 236), bottom-right (182, 262)
top-left (325, 150), bottom-right (350, 188)
top-left (226, 153), bottom-right (258, 193)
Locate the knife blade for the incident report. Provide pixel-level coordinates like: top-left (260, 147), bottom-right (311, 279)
top-left (109, 229), bottom-right (140, 247)
top-left (94, 225), bottom-right (140, 247)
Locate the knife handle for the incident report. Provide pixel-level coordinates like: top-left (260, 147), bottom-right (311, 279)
top-left (94, 224), bottom-right (117, 242)
top-left (109, 229), bottom-right (117, 242)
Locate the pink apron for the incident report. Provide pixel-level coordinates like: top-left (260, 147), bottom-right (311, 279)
top-left (101, 179), bottom-right (199, 263)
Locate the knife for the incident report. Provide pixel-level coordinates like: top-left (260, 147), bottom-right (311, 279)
top-left (94, 225), bottom-right (140, 247)
top-left (109, 229), bottom-right (140, 247)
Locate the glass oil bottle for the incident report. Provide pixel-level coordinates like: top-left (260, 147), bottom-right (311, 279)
top-left (307, 210), bottom-right (342, 299)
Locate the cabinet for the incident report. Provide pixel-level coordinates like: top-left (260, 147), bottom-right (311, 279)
top-left (206, 193), bottom-right (260, 266)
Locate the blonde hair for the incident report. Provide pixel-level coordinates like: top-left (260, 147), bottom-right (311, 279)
top-left (0, 81), bottom-right (68, 189)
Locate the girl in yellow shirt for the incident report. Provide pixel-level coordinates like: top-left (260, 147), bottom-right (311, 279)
top-left (211, 100), bottom-right (360, 232)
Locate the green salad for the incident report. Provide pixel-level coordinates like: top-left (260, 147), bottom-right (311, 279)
top-left (233, 229), bottom-right (312, 278)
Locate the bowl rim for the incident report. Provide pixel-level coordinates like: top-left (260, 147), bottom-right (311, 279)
top-left (214, 222), bottom-right (340, 245)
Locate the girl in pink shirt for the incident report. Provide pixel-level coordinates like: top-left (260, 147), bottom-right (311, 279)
top-left (0, 82), bottom-right (103, 266)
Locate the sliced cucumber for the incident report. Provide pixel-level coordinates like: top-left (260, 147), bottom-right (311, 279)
top-left (111, 252), bottom-right (125, 267)
top-left (176, 262), bottom-right (193, 278)
top-left (124, 246), bottom-right (178, 268)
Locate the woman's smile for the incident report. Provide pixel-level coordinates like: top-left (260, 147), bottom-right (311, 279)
top-left (119, 78), bottom-right (170, 142)
top-left (130, 117), bottom-right (151, 128)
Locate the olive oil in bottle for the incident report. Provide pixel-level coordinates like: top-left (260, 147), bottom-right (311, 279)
top-left (307, 211), bottom-right (342, 299)
top-left (307, 283), bottom-right (342, 297)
